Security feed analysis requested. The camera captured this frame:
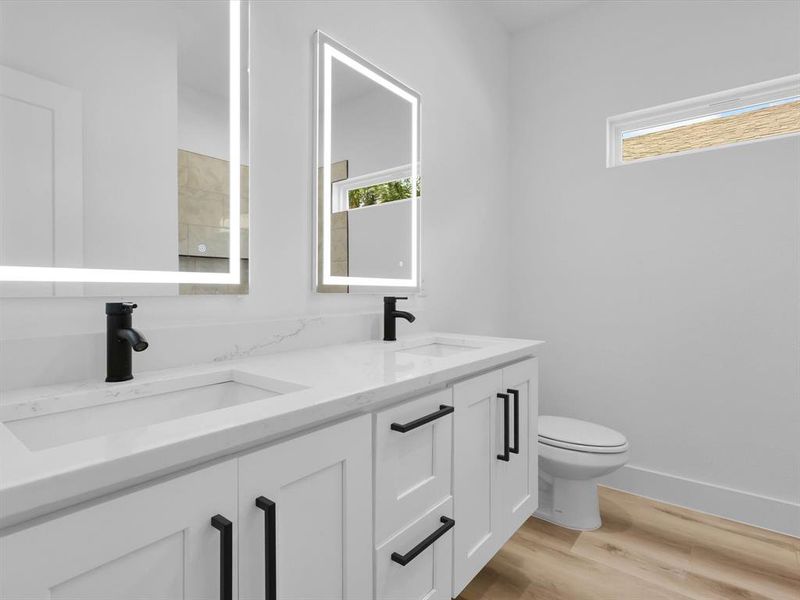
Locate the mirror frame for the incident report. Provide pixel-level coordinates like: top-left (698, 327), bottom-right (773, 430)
top-left (0, 0), bottom-right (245, 286)
top-left (313, 31), bottom-right (421, 291)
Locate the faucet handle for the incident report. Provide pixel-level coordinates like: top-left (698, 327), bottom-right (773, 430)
top-left (106, 302), bottom-right (138, 315)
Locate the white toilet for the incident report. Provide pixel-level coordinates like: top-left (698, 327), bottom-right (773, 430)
top-left (535, 416), bottom-right (629, 531)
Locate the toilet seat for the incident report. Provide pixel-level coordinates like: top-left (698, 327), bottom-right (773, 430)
top-left (538, 416), bottom-right (629, 454)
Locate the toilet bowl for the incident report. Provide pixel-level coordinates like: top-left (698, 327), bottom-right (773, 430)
top-left (535, 416), bottom-right (629, 531)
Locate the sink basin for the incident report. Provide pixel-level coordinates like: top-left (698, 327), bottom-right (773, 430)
top-left (2, 370), bottom-right (305, 451)
top-left (396, 341), bottom-right (479, 358)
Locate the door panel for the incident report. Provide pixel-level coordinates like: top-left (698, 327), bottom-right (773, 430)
top-left (0, 65), bottom-right (83, 297)
top-left (499, 358), bottom-right (539, 538)
top-left (452, 369), bottom-right (502, 596)
top-left (238, 415), bottom-right (372, 600)
top-left (50, 532), bottom-right (184, 600)
top-left (278, 462), bottom-right (344, 597)
top-left (0, 460), bottom-right (238, 600)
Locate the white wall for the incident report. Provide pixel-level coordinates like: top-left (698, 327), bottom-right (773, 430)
top-left (508, 0), bottom-right (800, 534)
top-left (0, 1), bottom-right (510, 388)
top-left (178, 84), bottom-right (250, 165)
top-left (256, 0), bottom-right (510, 329)
top-left (332, 86), bottom-right (410, 178)
top-left (349, 200), bottom-right (412, 279)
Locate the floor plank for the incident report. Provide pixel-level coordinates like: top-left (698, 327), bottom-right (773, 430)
top-left (458, 486), bottom-right (800, 600)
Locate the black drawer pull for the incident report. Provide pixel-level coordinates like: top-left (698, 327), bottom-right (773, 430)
top-left (508, 388), bottom-right (520, 455)
top-left (391, 516), bottom-right (455, 566)
top-left (497, 393), bottom-right (510, 461)
top-left (256, 496), bottom-right (277, 600)
top-left (391, 404), bottom-right (454, 433)
top-left (210, 514), bottom-right (233, 600)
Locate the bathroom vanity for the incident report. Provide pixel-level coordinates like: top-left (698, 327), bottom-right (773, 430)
top-left (0, 4), bottom-right (540, 598)
top-left (0, 334), bottom-right (542, 599)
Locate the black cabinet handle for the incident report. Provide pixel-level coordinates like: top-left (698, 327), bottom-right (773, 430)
top-left (497, 393), bottom-right (510, 461)
top-left (210, 514), bottom-right (233, 600)
top-left (508, 388), bottom-right (520, 455)
top-left (255, 497), bottom-right (277, 600)
top-left (391, 516), bottom-right (455, 566)
top-left (391, 404), bottom-right (454, 433)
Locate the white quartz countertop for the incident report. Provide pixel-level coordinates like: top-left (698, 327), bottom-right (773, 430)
top-left (0, 332), bottom-right (543, 529)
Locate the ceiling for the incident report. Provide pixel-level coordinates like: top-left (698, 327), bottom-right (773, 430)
top-left (479, 0), bottom-right (593, 33)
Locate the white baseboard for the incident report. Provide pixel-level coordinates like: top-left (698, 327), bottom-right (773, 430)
top-left (601, 464), bottom-right (800, 538)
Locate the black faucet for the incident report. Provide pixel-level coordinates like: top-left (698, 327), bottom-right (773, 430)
top-left (383, 296), bottom-right (415, 342)
top-left (106, 302), bottom-right (148, 382)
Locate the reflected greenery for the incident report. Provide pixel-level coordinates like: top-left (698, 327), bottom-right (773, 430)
top-left (348, 177), bottom-right (421, 209)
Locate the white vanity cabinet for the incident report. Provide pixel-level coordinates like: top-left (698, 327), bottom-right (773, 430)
top-left (372, 357), bottom-right (539, 599)
top-left (0, 460), bottom-right (239, 600)
top-left (0, 417), bottom-right (373, 600)
top-left (451, 358), bottom-right (539, 596)
top-left (0, 350), bottom-right (541, 600)
top-left (238, 415), bottom-right (372, 600)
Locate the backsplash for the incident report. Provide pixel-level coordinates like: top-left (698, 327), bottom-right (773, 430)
top-left (0, 311), bottom-right (425, 395)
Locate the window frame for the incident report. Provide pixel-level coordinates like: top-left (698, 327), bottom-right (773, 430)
top-left (331, 164), bottom-right (414, 212)
top-left (606, 74), bottom-right (800, 168)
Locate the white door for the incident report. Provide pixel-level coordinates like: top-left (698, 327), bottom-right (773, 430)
top-left (0, 460), bottom-right (238, 600)
top-left (0, 65), bottom-right (83, 297)
top-left (497, 358), bottom-right (539, 539)
top-left (238, 415), bottom-right (372, 600)
top-left (451, 368), bottom-right (503, 596)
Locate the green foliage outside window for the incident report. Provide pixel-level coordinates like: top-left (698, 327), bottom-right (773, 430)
top-left (348, 177), bottom-right (421, 209)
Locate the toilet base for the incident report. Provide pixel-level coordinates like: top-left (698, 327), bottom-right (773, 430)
top-left (535, 475), bottom-right (602, 531)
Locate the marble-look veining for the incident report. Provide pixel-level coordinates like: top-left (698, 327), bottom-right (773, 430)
top-left (0, 332), bottom-right (543, 529)
top-left (0, 312), bottom-right (386, 392)
top-left (211, 316), bottom-right (324, 362)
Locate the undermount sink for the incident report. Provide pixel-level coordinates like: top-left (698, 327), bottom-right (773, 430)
top-left (2, 370), bottom-right (306, 451)
top-left (396, 340), bottom-right (482, 358)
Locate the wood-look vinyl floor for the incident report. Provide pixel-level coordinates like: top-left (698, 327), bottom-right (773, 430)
top-left (458, 486), bottom-right (800, 600)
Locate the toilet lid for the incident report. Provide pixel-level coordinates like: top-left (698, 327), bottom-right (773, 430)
top-left (538, 416), bottom-right (628, 454)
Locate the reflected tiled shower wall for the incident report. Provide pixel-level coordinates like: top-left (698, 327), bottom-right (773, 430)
top-left (316, 160), bottom-right (350, 293)
top-left (178, 149), bottom-right (249, 294)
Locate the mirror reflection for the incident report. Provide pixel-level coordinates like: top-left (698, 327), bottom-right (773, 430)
top-left (316, 33), bottom-right (420, 293)
top-left (0, 0), bottom-right (249, 296)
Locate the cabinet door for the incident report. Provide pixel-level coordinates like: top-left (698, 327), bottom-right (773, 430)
top-left (451, 369), bottom-right (503, 597)
top-left (238, 415), bottom-right (372, 600)
top-left (374, 388), bottom-right (453, 545)
top-left (497, 358), bottom-right (539, 539)
top-left (0, 460), bottom-right (238, 600)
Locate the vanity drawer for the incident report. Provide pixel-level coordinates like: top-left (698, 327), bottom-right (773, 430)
top-left (374, 388), bottom-right (453, 544)
top-left (374, 497), bottom-right (453, 600)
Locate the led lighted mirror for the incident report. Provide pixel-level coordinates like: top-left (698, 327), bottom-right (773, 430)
top-left (0, 0), bottom-right (249, 296)
top-left (314, 32), bottom-right (421, 293)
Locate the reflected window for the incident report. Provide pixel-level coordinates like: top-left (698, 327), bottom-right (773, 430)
top-left (332, 166), bottom-right (420, 212)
